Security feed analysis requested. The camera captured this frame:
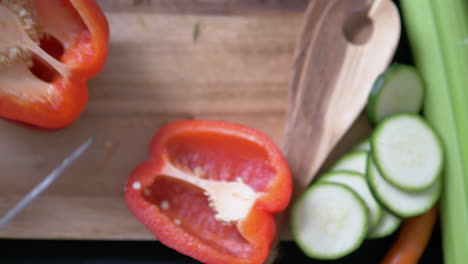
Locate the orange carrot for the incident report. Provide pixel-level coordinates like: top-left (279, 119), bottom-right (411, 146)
top-left (381, 204), bottom-right (439, 264)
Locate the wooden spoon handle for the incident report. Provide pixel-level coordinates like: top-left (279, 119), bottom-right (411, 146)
top-left (282, 0), bottom-right (400, 197)
top-left (287, 0), bottom-right (339, 105)
top-left (267, 0), bottom-right (400, 261)
top-left (283, 0), bottom-right (365, 196)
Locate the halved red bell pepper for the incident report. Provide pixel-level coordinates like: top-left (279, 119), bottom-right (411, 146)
top-left (125, 120), bottom-right (292, 264)
top-left (0, 0), bottom-right (109, 128)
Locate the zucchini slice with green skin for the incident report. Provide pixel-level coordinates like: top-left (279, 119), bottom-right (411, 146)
top-left (320, 171), bottom-right (382, 230)
top-left (352, 138), bottom-right (371, 152)
top-left (331, 151), bottom-right (369, 175)
top-left (371, 114), bottom-right (444, 191)
top-left (366, 64), bottom-right (425, 124)
top-left (367, 156), bottom-right (441, 218)
top-left (291, 182), bottom-right (368, 260)
top-left (367, 210), bottom-right (401, 239)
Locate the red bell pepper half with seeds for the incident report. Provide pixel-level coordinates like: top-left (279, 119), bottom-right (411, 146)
top-left (125, 120), bottom-right (292, 264)
top-left (0, 0), bottom-right (109, 128)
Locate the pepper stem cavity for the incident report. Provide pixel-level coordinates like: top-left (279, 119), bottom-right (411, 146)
top-left (161, 163), bottom-right (259, 223)
top-left (0, 0), bottom-right (69, 77)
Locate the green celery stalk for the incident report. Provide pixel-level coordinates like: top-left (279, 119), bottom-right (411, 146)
top-left (401, 0), bottom-right (468, 263)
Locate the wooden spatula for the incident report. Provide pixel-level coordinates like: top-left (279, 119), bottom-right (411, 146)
top-left (282, 0), bottom-right (400, 198)
top-left (266, 0), bottom-right (400, 261)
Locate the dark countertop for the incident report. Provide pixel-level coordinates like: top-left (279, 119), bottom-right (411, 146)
top-left (0, 222), bottom-right (442, 263)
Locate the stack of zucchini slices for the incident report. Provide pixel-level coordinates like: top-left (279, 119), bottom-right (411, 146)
top-left (291, 64), bottom-right (444, 260)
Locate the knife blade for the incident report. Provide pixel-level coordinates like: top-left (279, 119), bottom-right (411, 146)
top-left (0, 136), bottom-right (95, 229)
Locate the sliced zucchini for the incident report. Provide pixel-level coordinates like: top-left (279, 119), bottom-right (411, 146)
top-left (291, 182), bottom-right (368, 260)
top-left (367, 157), bottom-right (441, 218)
top-left (367, 210), bottom-right (401, 239)
top-left (366, 64), bottom-right (425, 124)
top-left (331, 151), bottom-right (369, 175)
top-left (372, 114), bottom-right (444, 191)
top-left (352, 138), bottom-right (371, 152)
top-left (320, 171), bottom-right (382, 230)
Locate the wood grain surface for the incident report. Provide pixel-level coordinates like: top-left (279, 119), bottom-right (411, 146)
top-left (97, 0), bottom-right (309, 15)
top-left (0, 1), bottom-right (373, 240)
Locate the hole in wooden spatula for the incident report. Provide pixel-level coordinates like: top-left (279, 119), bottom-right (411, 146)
top-left (343, 10), bottom-right (374, 45)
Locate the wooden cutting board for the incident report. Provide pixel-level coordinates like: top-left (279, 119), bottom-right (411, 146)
top-left (0, 0), bottom-right (371, 240)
